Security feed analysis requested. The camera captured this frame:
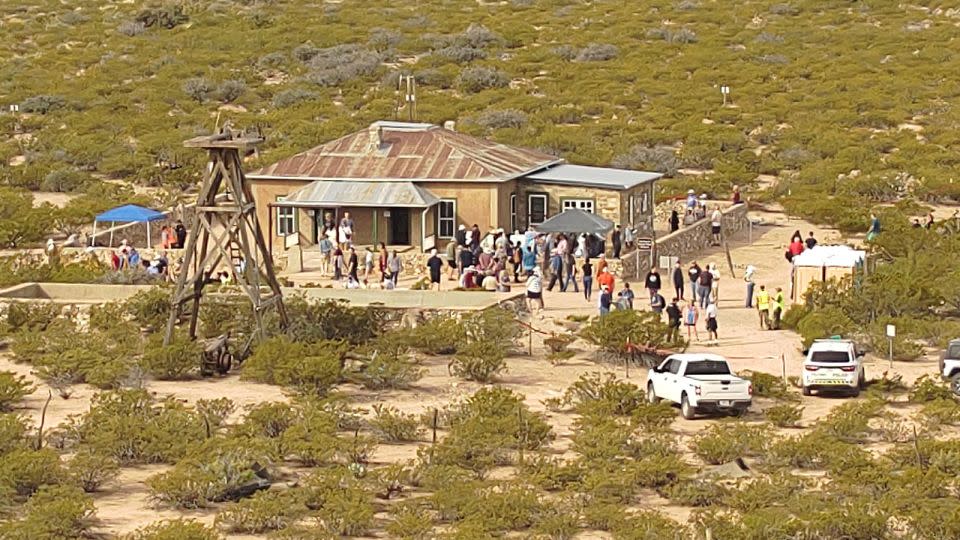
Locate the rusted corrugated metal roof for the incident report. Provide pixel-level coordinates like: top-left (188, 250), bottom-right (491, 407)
top-left (250, 121), bottom-right (561, 182)
top-left (274, 180), bottom-right (440, 208)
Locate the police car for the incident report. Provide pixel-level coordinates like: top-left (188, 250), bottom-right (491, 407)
top-left (801, 338), bottom-right (866, 397)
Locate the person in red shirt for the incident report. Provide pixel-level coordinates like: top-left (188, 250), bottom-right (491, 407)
top-left (597, 268), bottom-right (615, 296)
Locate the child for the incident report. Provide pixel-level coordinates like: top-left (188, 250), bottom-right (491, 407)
top-left (618, 282), bottom-right (635, 310)
top-left (333, 246), bottom-right (344, 281)
top-left (684, 302), bottom-right (700, 341)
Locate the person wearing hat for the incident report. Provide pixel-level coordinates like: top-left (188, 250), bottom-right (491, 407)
top-left (686, 189), bottom-right (697, 209)
top-left (743, 265), bottom-right (756, 308)
top-left (456, 224), bottom-right (467, 248)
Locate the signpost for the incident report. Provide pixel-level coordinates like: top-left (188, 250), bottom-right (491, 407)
top-left (636, 238), bottom-right (653, 250)
top-left (720, 85), bottom-right (731, 106)
top-left (886, 324), bottom-right (896, 369)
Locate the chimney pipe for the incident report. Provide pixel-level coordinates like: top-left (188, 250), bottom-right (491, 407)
top-left (369, 124), bottom-right (382, 150)
top-left (443, 120), bottom-right (456, 131)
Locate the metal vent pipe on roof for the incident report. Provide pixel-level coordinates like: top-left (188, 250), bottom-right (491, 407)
top-left (443, 120), bottom-right (456, 131)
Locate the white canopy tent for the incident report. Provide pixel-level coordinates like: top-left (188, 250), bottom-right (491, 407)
top-left (791, 245), bottom-right (866, 301)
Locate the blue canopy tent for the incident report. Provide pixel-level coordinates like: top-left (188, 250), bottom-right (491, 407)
top-left (93, 204), bottom-right (167, 248)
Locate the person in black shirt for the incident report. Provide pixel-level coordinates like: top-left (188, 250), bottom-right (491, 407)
top-left (644, 267), bottom-right (661, 299)
top-left (459, 246), bottom-right (474, 273)
top-left (456, 225), bottom-right (467, 247)
top-left (688, 262), bottom-right (701, 303)
top-left (672, 261), bottom-right (685, 300)
top-left (174, 220), bottom-right (187, 249)
top-left (582, 258), bottom-right (593, 301)
top-left (612, 225), bottom-right (622, 259)
top-left (669, 210), bottom-right (680, 232)
top-left (426, 249), bottom-right (443, 291)
top-left (697, 269), bottom-right (713, 308)
top-left (665, 298), bottom-right (682, 342)
top-left (347, 247), bottom-right (359, 283)
top-left (805, 231), bottom-right (818, 250)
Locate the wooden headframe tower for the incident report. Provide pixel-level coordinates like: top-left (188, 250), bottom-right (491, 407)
top-left (163, 128), bottom-right (288, 345)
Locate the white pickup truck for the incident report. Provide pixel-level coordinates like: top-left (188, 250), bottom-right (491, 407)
top-left (646, 354), bottom-right (753, 419)
top-left (801, 338), bottom-right (866, 397)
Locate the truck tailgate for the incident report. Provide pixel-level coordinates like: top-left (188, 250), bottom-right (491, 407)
top-left (687, 377), bottom-right (750, 399)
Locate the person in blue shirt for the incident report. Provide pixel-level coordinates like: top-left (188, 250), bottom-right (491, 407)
top-left (522, 243), bottom-right (538, 273)
top-left (867, 213), bottom-right (881, 241)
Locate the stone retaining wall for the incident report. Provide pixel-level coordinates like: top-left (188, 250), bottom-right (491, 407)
top-left (622, 203), bottom-right (750, 277)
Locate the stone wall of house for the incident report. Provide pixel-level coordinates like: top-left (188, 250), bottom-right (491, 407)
top-left (621, 203), bottom-right (750, 278)
top-left (520, 184), bottom-right (624, 230)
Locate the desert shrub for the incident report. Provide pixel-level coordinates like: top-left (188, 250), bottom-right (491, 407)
top-left (368, 27), bottom-right (402, 52)
top-left (405, 314), bottom-right (467, 354)
top-left (215, 489), bottom-right (306, 533)
top-left (271, 88), bottom-right (318, 108)
top-left (434, 45), bottom-right (487, 63)
top-left (552, 45), bottom-right (578, 61)
top-left (723, 474), bottom-right (807, 512)
top-left (534, 499), bottom-right (581, 539)
top-left (386, 504), bottom-right (434, 539)
top-left (657, 479), bottom-right (728, 506)
top-left (557, 372), bottom-right (645, 416)
top-left (0, 371), bottom-right (32, 411)
top-left (519, 455), bottom-right (584, 492)
top-left (430, 388), bottom-right (552, 477)
top-left (117, 20), bottom-right (146, 36)
top-left (368, 404), bottom-right (423, 442)
top-left (296, 470), bottom-right (374, 536)
top-left (125, 519), bottom-right (222, 540)
top-left (3, 302), bottom-right (61, 333)
top-left (279, 406), bottom-right (340, 466)
top-left (746, 370), bottom-right (791, 399)
top-left (351, 334), bottom-right (424, 389)
top-left (691, 423), bottom-right (767, 464)
top-left (136, 5), bottom-right (189, 29)
top-left (303, 44), bottom-right (382, 86)
top-left (814, 399), bottom-right (884, 442)
top-left (919, 399), bottom-right (960, 429)
top-left (124, 287), bottom-right (171, 330)
top-left (242, 402), bottom-right (298, 439)
top-left (583, 502), bottom-right (628, 531)
top-left (576, 43), bottom-right (619, 62)
top-left (41, 168), bottom-right (89, 192)
top-left (612, 510), bottom-right (689, 538)
top-left (458, 66), bottom-right (509, 93)
top-left (796, 306), bottom-right (857, 348)
top-left (140, 333), bottom-right (201, 380)
top-left (20, 95), bottom-right (66, 114)
top-left (460, 482), bottom-right (543, 533)
top-left (217, 80), bottom-right (246, 103)
top-left (242, 337), bottom-right (346, 395)
top-left (0, 485), bottom-right (95, 540)
top-left (68, 450), bottom-right (120, 493)
top-left (580, 309), bottom-right (680, 359)
top-left (0, 413), bottom-right (29, 456)
top-left (646, 27), bottom-right (698, 43)
top-left (196, 398), bottom-right (236, 433)
top-left (0, 447), bottom-right (66, 497)
top-left (61, 389), bottom-right (206, 464)
top-left (285, 298), bottom-right (386, 344)
top-left (768, 431), bottom-right (867, 470)
top-left (147, 437), bottom-right (274, 509)
top-left (765, 403), bottom-right (803, 427)
top-left (182, 77), bottom-right (213, 103)
top-left (611, 145), bottom-right (679, 176)
top-left (909, 374), bottom-right (954, 402)
top-left (449, 340), bottom-right (506, 382)
top-left (474, 109), bottom-right (528, 130)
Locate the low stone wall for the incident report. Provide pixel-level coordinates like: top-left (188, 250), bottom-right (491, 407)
top-left (622, 203), bottom-right (750, 277)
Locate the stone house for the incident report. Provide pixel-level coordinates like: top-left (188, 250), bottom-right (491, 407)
top-left (247, 121), bottom-right (661, 254)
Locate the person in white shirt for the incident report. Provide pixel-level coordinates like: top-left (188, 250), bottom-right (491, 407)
top-left (705, 302), bottom-right (719, 341)
top-left (711, 207), bottom-right (723, 246)
top-left (525, 267), bottom-right (544, 314)
top-left (709, 263), bottom-right (721, 304)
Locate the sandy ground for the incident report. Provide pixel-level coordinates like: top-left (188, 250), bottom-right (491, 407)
top-left (0, 209), bottom-right (946, 537)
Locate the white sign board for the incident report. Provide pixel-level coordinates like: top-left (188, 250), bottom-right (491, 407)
top-left (636, 238), bottom-right (654, 250)
top-left (886, 324), bottom-right (896, 338)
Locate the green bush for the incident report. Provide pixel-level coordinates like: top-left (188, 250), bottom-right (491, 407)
top-left (0, 485), bottom-right (95, 540)
top-left (215, 489), bottom-right (306, 533)
top-left (909, 375), bottom-right (954, 402)
top-left (449, 340), bottom-right (506, 382)
top-left (764, 403), bottom-right (803, 428)
top-left (385, 504), bottom-right (434, 539)
top-left (140, 333), bottom-right (201, 380)
top-left (351, 336), bottom-right (424, 390)
top-left (3, 302), bottom-right (61, 333)
top-left (580, 309), bottom-right (680, 359)
top-left (745, 370), bottom-right (793, 400)
top-left (125, 519), bottom-right (223, 540)
top-left (242, 337), bottom-right (346, 395)
top-left (68, 450), bottom-right (120, 493)
top-left (690, 423), bottom-right (767, 465)
top-left (0, 447), bottom-right (66, 497)
top-left (403, 314), bottom-right (466, 354)
top-left (368, 404), bottom-right (423, 442)
top-left (0, 413), bottom-right (29, 456)
top-left (657, 479), bottom-right (729, 507)
top-left (0, 371), bottom-right (33, 411)
top-left (124, 287), bottom-right (172, 330)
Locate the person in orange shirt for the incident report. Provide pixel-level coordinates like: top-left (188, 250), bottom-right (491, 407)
top-left (597, 267), bottom-right (615, 296)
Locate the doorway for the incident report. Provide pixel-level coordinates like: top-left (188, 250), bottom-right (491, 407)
top-left (389, 208), bottom-right (410, 245)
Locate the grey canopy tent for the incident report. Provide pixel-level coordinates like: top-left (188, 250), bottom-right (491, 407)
top-left (534, 208), bottom-right (614, 236)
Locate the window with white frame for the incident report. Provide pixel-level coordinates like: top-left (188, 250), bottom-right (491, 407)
top-left (528, 194), bottom-right (548, 225)
top-left (510, 194), bottom-right (517, 232)
top-left (437, 199), bottom-right (456, 238)
top-left (276, 196), bottom-right (296, 236)
top-left (562, 199), bottom-right (594, 213)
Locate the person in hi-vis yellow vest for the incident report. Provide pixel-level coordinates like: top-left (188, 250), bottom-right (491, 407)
top-left (756, 285), bottom-right (771, 330)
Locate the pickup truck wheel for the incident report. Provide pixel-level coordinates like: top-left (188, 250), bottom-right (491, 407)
top-left (680, 394), bottom-right (696, 420)
top-left (802, 385), bottom-right (812, 397)
top-left (647, 383), bottom-right (659, 404)
top-left (951, 375), bottom-right (960, 397)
